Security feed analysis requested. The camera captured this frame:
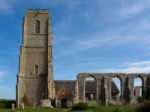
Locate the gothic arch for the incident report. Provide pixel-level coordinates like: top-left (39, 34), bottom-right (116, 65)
top-left (75, 73), bottom-right (149, 104)
top-left (132, 75), bottom-right (144, 98)
top-left (132, 75), bottom-right (144, 87)
top-left (84, 75), bottom-right (97, 101)
top-left (110, 75), bottom-right (122, 101)
top-left (84, 74), bottom-right (97, 80)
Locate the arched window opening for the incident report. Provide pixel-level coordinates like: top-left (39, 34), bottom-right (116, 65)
top-left (85, 76), bottom-right (96, 101)
top-left (111, 77), bottom-right (121, 100)
top-left (133, 77), bottom-right (142, 97)
top-left (35, 20), bottom-right (40, 33)
top-left (35, 65), bottom-right (38, 74)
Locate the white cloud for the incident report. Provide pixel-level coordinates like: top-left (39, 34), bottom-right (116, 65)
top-left (73, 36), bottom-right (114, 50)
top-left (58, 14), bottom-right (150, 55)
top-left (71, 33), bottom-right (149, 52)
top-left (52, 0), bottom-right (150, 56)
top-left (0, 0), bottom-right (18, 14)
top-left (99, 61), bottom-right (150, 73)
top-left (128, 61), bottom-right (150, 68)
top-left (0, 0), bottom-right (22, 14)
top-left (137, 19), bottom-right (150, 30)
top-left (57, 33), bottom-right (149, 56)
top-left (119, 0), bottom-right (150, 18)
top-left (120, 4), bottom-right (143, 17)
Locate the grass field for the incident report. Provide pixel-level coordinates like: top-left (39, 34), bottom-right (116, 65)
top-left (0, 105), bottom-right (136, 112)
top-left (0, 108), bottom-right (69, 112)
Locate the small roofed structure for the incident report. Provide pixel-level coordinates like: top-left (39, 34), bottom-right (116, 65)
top-left (54, 80), bottom-right (119, 107)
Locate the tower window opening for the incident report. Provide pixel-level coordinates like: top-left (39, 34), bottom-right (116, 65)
top-left (35, 65), bottom-right (38, 74)
top-left (35, 20), bottom-right (40, 33)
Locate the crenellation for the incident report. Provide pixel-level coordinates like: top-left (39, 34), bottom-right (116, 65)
top-left (26, 9), bottom-right (49, 14)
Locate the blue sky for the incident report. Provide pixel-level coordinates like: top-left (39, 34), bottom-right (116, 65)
top-left (0, 0), bottom-right (149, 99)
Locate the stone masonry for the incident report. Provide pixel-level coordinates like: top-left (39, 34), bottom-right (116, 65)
top-left (16, 9), bottom-right (150, 107)
top-left (16, 9), bottom-right (54, 107)
top-left (75, 73), bottom-right (150, 104)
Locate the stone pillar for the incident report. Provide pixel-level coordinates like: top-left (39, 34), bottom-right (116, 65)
top-left (123, 77), bottom-right (130, 103)
top-left (120, 77), bottom-right (124, 102)
top-left (143, 76), bottom-right (147, 98)
top-left (108, 77), bottom-right (112, 102)
top-left (74, 79), bottom-right (79, 104)
top-left (146, 76), bottom-right (150, 100)
top-left (96, 79), bottom-right (99, 101)
top-left (147, 76), bottom-right (150, 88)
top-left (83, 78), bottom-right (85, 102)
top-left (104, 76), bottom-right (108, 105)
top-left (129, 76), bottom-right (133, 104)
top-left (98, 78), bottom-right (102, 101)
top-left (105, 76), bottom-right (111, 103)
top-left (78, 77), bottom-right (85, 102)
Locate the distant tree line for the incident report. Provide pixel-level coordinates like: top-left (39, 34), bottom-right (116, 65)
top-left (0, 99), bottom-right (16, 108)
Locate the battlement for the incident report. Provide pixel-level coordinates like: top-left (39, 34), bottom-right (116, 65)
top-left (26, 8), bottom-right (49, 14)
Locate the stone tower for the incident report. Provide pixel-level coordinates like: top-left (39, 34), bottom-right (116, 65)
top-left (16, 9), bottom-right (54, 107)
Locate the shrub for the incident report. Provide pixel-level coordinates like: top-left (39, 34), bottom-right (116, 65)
top-left (137, 97), bottom-right (144, 103)
top-left (0, 102), bottom-right (5, 108)
top-left (135, 101), bottom-right (150, 112)
top-left (72, 102), bottom-right (88, 110)
top-left (0, 99), bottom-right (16, 108)
top-left (21, 93), bottom-right (30, 106)
top-left (145, 87), bottom-right (150, 100)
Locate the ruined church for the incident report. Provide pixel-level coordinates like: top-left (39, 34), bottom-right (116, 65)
top-left (16, 9), bottom-right (150, 107)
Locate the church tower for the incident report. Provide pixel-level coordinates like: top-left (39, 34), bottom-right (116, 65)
top-left (16, 9), bottom-right (54, 107)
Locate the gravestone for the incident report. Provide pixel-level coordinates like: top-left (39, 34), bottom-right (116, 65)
top-left (11, 103), bottom-right (15, 111)
top-left (41, 99), bottom-right (53, 108)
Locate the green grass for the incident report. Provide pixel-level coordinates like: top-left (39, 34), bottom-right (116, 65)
top-left (0, 105), bottom-right (136, 112)
top-left (90, 105), bottom-right (135, 112)
top-left (0, 108), bottom-right (70, 112)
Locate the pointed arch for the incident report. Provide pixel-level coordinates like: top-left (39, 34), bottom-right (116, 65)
top-left (84, 75), bottom-right (96, 101)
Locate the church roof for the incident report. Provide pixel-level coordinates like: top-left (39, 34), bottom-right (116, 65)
top-left (54, 80), bottom-right (119, 99)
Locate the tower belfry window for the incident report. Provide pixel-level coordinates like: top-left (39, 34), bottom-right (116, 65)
top-left (35, 65), bottom-right (38, 74)
top-left (35, 20), bottom-right (40, 33)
